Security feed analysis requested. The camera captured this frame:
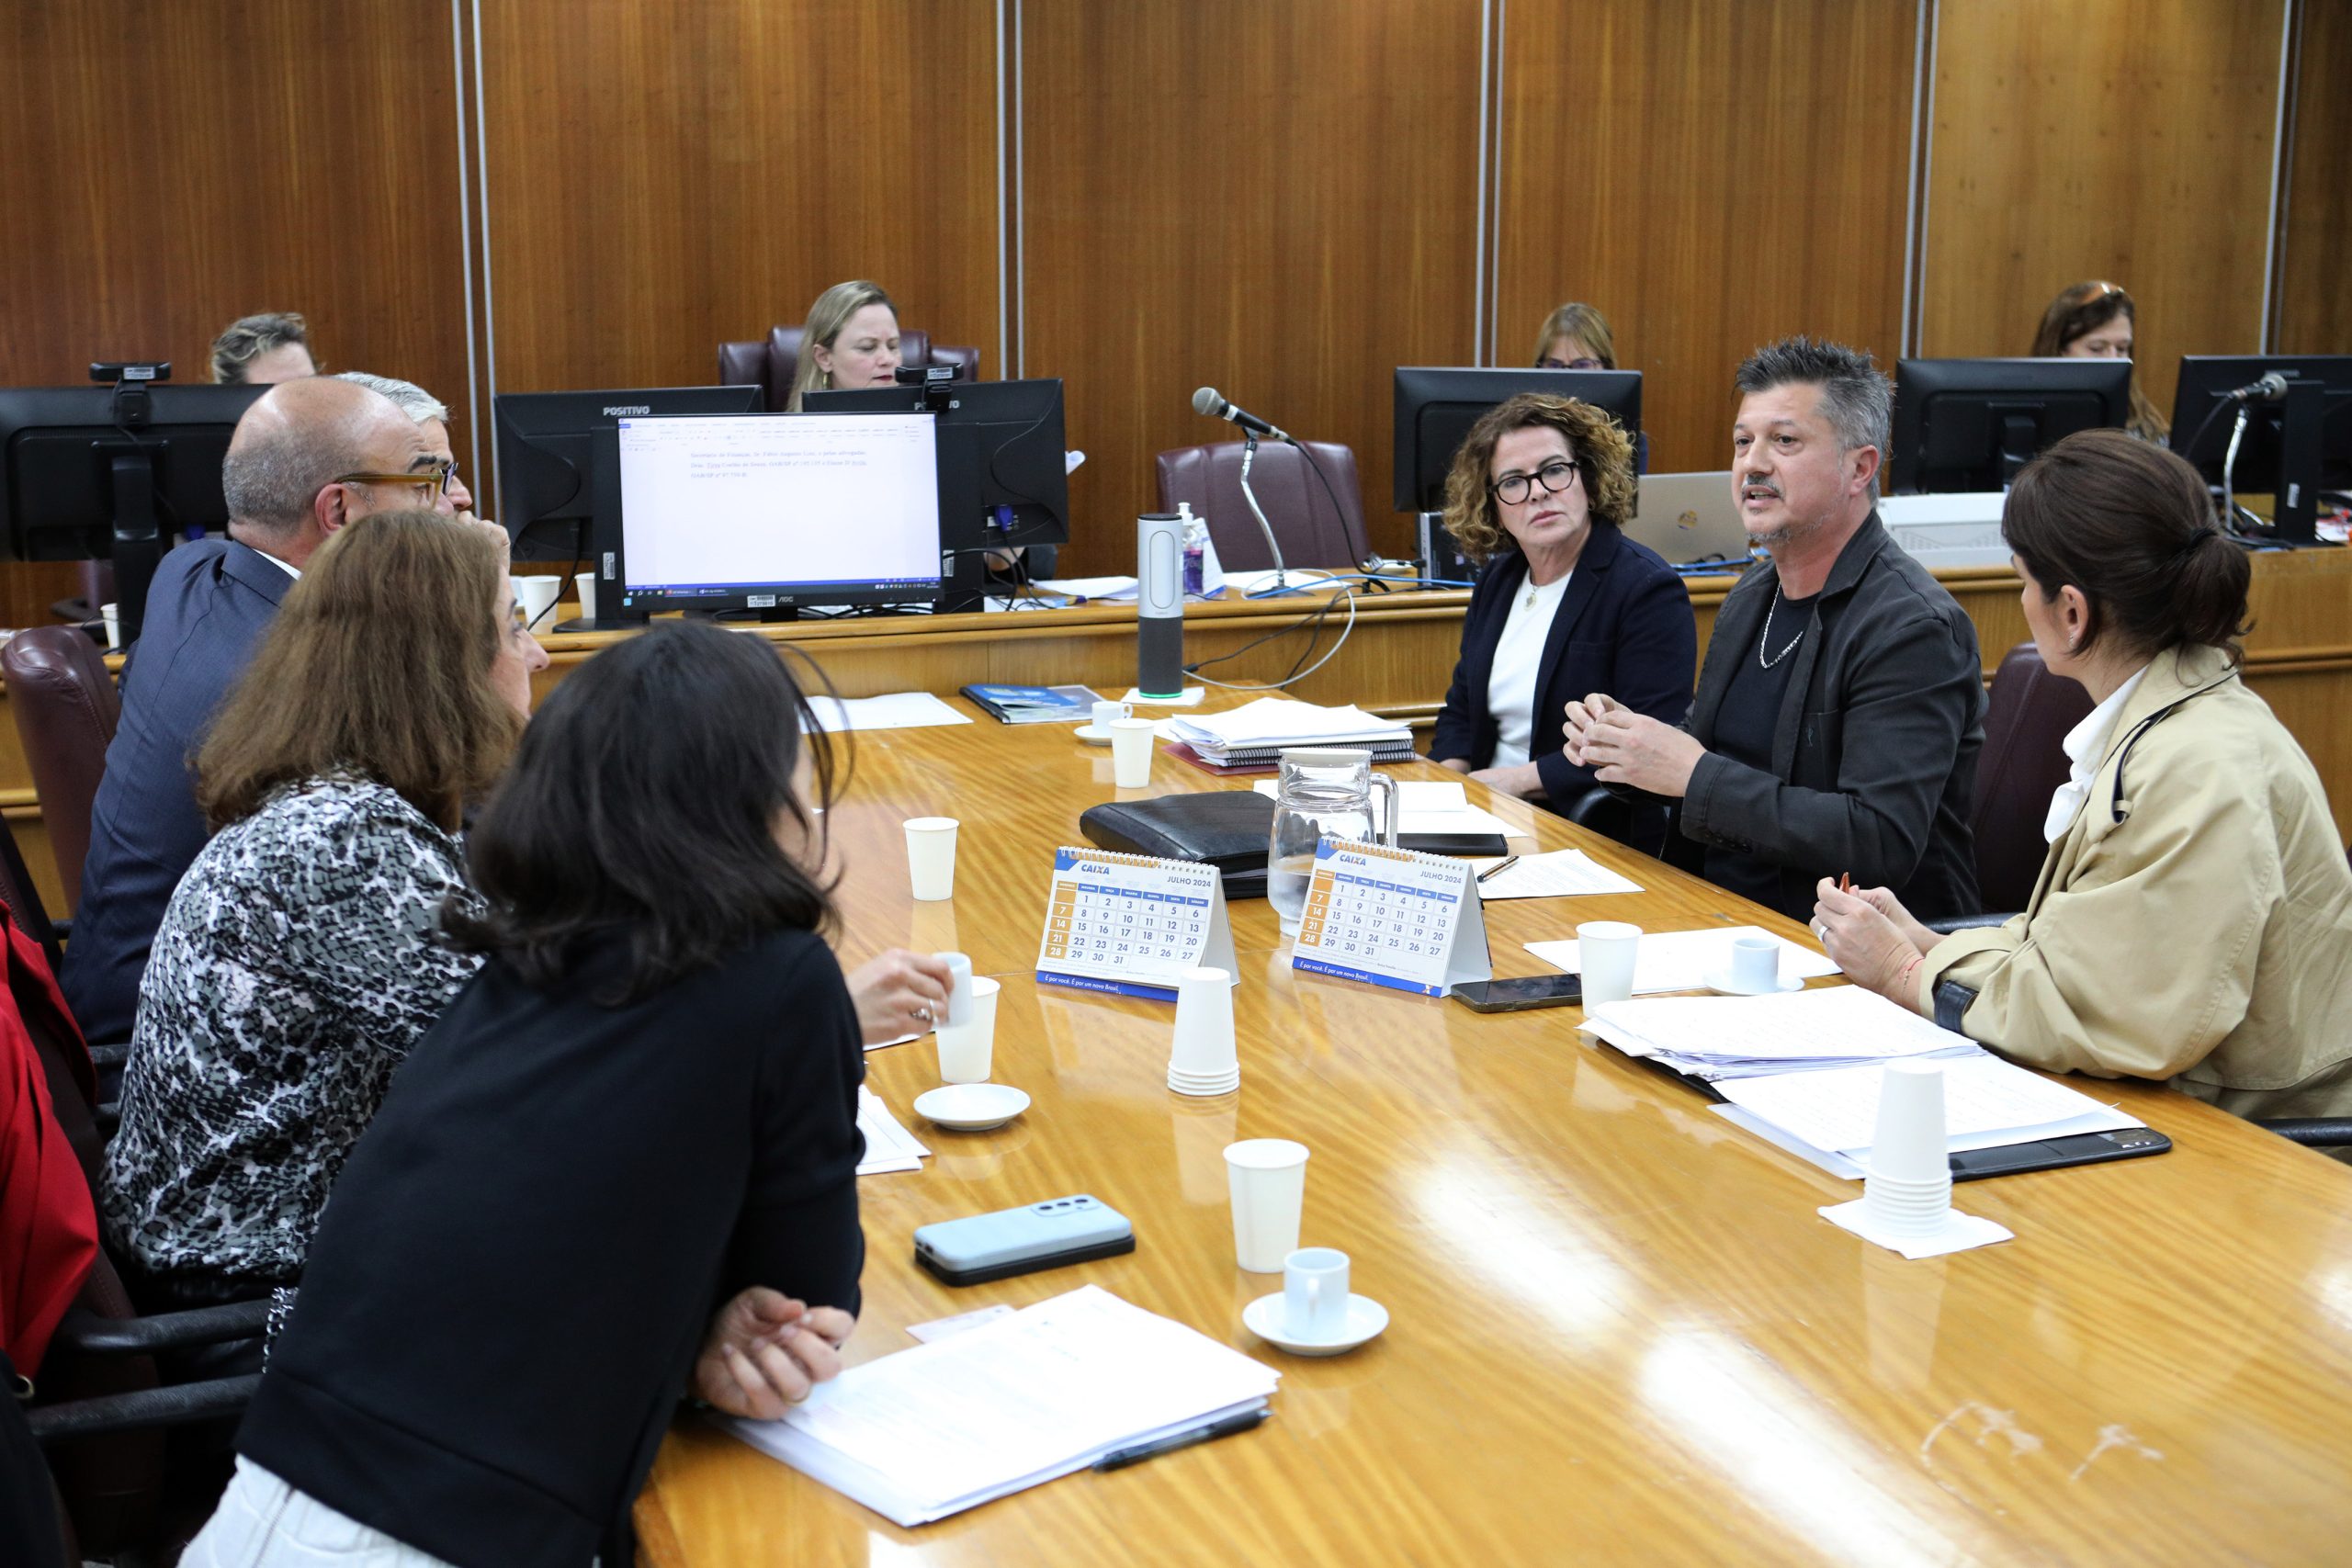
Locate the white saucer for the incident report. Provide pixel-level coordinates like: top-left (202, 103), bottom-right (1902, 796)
top-left (1701, 968), bottom-right (1804, 997)
top-left (1073, 724), bottom-right (1113, 746)
top-left (1241, 1292), bottom-right (1389, 1356)
top-left (912, 1083), bottom-right (1031, 1131)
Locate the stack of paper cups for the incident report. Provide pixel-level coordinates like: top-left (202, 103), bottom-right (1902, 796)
top-left (1167, 966), bottom-right (1239, 1096)
top-left (1861, 1058), bottom-right (1954, 1237)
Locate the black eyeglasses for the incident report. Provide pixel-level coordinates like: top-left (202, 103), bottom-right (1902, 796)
top-left (331, 458), bottom-right (459, 500)
top-left (1535, 356), bottom-right (1603, 371)
top-left (1490, 458), bottom-right (1580, 504)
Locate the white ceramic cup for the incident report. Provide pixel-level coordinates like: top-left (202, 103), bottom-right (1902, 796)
top-left (99, 603), bottom-right (121, 650)
top-left (1577, 921), bottom-right (1643, 1006)
top-left (1109, 716), bottom-right (1157, 786)
top-left (1730, 935), bottom-right (1781, 993)
top-left (1868, 1058), bottom-right (1951, 1184)
top-left (1225, 1138), bottom-right (1309, 1272)
top-left (1283, 1247), bottom-right (1351, 1340)
top-left (904, 817), bottom-right (959, 900)
top-left (1091, 699), bottom-right (1133, 730)
top-left (935, 976), bottom-right (1001, 1084)
top-left (513, 574), bottom-right (562, 632)
top-left (574, 570), bottom-right (598, 622)
top-left (934, 951), bottom-right (974, 1026)
top-left (1170, 966), bottom-right (1238, 1079)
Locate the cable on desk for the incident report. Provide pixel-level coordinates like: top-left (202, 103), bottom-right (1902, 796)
top-left (1186, 585), bottom-right (1360, 691)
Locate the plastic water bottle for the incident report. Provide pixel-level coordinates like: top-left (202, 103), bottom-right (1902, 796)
top-left (1179, 502), bottom-right (1206, 596)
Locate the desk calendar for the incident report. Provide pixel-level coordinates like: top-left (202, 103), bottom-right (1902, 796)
top-left (1291, 837), bottom-right (1491, 997)
top-left (1035, 847), bottom-right (1238, 1001)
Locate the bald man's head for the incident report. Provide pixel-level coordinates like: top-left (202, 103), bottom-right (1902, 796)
top-left (221, 377), bottom-right (424, 541)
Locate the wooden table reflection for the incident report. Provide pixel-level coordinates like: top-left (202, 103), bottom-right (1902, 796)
top-left (635, 693), bottom-right (2352, 1567)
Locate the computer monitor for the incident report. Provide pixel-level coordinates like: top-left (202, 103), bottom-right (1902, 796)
top-left (803, 378), bottom-right (1069, 552)
top-left (491, 385), bottom-right (762, 563)
top-left (612, 411), bottom-right (944, 619)
top-left (2170, 355), bottom-right (2352, 545)
top-left (0, 381), bottom-right (269, 642)
top-left (1392, 367), bottom-right (1642, 515)
top-left (1889, 358), bottom-right (2132, 494)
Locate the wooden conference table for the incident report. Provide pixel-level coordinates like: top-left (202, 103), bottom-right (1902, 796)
top-left (631, 693), bottom-right (2352, 1567)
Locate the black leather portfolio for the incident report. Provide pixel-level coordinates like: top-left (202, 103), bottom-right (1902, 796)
top-left (1080, 791), bottom-right (1276, 899)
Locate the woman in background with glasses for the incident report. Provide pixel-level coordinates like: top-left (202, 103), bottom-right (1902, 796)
top-left (1532, 301), bottom-right (1647, 470)
top-left (2030, 280), bottom-right (2170, 444)
top-left (1429, 393), bottom-right (1694, 847)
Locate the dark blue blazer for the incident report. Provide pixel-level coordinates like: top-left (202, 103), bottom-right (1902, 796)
top-left (62, 537), bottom-right (292, 1042)
top-left (1429, 525), bottom-right (1697, 824)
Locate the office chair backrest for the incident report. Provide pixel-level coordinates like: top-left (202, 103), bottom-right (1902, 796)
top-left (716, 324), bottom-right (981, 412)
top-left (1972, 641), bottom-right (2095, 912)
top-left (2, 629), bottom-right (122, 918)
top-left (1155, 441), bottom-right (1372, 572)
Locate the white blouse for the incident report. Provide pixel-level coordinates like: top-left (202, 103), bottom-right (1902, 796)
top-left (1485, 569), bottom-right (1573, 769)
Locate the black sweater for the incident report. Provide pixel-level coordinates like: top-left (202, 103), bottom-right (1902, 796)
top-left (236, 925), bottom-right (865, 1568)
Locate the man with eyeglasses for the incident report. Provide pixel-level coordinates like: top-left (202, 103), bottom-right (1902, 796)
top-left (64, 378), bottom-right (458, 1043)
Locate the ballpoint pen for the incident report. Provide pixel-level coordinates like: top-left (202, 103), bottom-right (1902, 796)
top-left (1092, 1408), bottom-right (1271, 1472)
top-left (1477, 855), bottom-right (1521, 885)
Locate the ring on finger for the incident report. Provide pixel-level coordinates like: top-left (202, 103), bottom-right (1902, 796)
top-left (914, 1005), bottom-right (933, 1024)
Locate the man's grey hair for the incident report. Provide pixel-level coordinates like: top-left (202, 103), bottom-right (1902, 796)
top-left (221, 400), bottom-right (379, 538)
top-left (1734, 336), bottom-right (1892, 499)
top-left (334, 370), bottom-right (449, 427)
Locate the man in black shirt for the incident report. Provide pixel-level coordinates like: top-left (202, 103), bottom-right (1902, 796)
top-left (1565, 337), bottom-right (1983, 921)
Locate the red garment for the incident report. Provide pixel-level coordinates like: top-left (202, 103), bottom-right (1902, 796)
top-left (0, 897), bottom-right (97, 1378)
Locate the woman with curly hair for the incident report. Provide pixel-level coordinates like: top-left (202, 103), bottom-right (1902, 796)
top-left (1429, 393), bottom-right (1695, 840)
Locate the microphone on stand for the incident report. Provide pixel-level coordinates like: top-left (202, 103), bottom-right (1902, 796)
top-left (2225, 372), bottom-right (2290, 404)
top-left (1193, 387), bottom-right (1294, 444)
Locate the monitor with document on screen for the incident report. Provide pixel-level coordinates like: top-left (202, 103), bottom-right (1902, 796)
top-left (616, 412), bottom-right (944, 617)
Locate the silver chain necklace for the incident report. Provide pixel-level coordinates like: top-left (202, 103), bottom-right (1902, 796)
top-left (1758, 585), bottom-right (1807, 668)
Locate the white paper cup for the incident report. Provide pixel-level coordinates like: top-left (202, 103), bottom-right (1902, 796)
top-left (99, 603), bottom-right (121, 650)
top-left (1283, 1247), bottom-right (1351, 1340)
top-left (1109, 716), bottom-right (1157, 786)
top-left (514, 574), bottom-right (562, 631)
top-left (934, 951), bottom-right (974, 1026)
top-left (1091, 699), bottom-right (1132, 730)
top-left (1225, 1138), bottom-right (1309, 1272)
top-left (1730, 935), bottom-right (1781, 992)
top-left (1577, 921), bottom-right (1642, 1006)
top-left (1170, 967), bottom-right (1238, 1079)
top-left (574, 570), bottom-right (598, 622)
top-left (1868, 1058), bottom-right (1951, 1183)
top-left (904, 817), bottom-right (958, 900)
top-left (935, 976), bottom-right (1001, 1084)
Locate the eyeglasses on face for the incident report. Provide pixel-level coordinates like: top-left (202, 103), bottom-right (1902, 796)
top-left (1490, 458), bottom-right (1580, 505)
top-left (1535, 356), bottom-right (1604, 371)
top-left (331, 458), bottom-right (459, 500)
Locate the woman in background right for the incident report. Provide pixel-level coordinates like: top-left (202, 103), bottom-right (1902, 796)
top-left (2030, 280), bottom-right (2169, 443)
top-left (1813, 430), bottom-right (2352, 1128)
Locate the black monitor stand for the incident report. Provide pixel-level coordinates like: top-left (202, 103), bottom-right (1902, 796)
top-left (98, 381), bottom-right (167, 644)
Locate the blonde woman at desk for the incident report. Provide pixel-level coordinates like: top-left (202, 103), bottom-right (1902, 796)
top-left (786, 278), bottom-right (903, 412)
top-left (1813, 430), bottom-right (2352, 1126)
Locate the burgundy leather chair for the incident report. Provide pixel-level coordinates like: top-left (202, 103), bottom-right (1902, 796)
top-left (718, 325), bottom-right (982, 412)
top-left (1155, 441), bottom-right (1373, 572)
top-left (2, 628), bottom-right (122, 918)
top-left (1966, 640), bottom-right (2095, 914)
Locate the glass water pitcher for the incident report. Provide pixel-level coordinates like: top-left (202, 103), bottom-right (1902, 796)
top-left (1266, 747), bottom-right (1399, 934)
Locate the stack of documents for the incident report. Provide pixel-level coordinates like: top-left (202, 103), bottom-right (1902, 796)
top-left (727, 1285), bottom-right (1279, 1526)
top-left (1168, 698), bottom-right (1414, 773)
top-left (1580, 985), bottom-right (2146, 1174)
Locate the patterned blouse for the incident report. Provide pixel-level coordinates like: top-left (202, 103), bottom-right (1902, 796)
top-left (100, 773), bottom-right (485, 1297)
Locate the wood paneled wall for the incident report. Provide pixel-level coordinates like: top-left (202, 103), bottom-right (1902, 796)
top-left (6, 1), bottom-right (2351, 593)
top-left (1021, 0), bottom-right (1486, 572)
top-left (2276, 0), bottom-right (2352, 353)
top-left (0, 0), bottom-right (472, 625)
top-left (476, 0), bottom-right (1001, 402)
top-left (1917, 0), bottom-right (2290, 427)
top-left (1493, 0), bottom-right (1920, 479)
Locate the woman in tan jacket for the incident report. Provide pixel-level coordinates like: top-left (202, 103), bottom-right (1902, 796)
top-left (1813, 429), bottom-right (2352, 1123)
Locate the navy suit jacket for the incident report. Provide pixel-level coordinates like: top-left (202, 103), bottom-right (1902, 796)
top-left (1429, 525), bottom-right (1697, 831)
top-left (62, 537), bottom-right (292, 1042)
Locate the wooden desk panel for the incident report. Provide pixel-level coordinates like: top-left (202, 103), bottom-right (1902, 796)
top-left (635, 705), bottom-right (2352, 1567)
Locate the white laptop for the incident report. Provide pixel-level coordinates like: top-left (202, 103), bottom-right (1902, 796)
top-left (1628, 472), bottom-right (1753, 568)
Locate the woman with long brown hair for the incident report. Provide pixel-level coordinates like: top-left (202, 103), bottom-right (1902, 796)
top-left (101, 512), bottom-right (548, 1308)
top-left (2030, 280), bottom-right (2169, 443)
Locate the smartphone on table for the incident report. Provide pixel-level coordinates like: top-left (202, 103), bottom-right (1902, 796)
top-left (1448, 976), bottom-right (1584, 1013)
